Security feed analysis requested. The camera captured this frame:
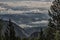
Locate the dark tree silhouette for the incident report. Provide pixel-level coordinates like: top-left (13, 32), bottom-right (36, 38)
top-left (40, 28), bottom-right (45, 40)
top-left (46, 0), bottom-right (60, 40)
top-left (0, 19), bottom-right (4, 40)
top-left (5, 19), bottom-right (16, 40)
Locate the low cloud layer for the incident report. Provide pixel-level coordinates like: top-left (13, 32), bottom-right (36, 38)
top-left (0, 0), bottom-right (54, 2)
top-left (0, 1), bottom-right (52, 14)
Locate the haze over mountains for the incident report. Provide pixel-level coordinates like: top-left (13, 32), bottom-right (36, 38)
top-left (0, 1), bottom-right (51, 28)
top-left (0, 0), bottom-right (53, 37)
top-left (0, 0), bottom-right (54, 2)
top-left (0, 1), bottom-right (52, 14)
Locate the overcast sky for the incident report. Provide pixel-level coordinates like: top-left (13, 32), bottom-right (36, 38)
top-left (0, 0), bottom-right (54, 2)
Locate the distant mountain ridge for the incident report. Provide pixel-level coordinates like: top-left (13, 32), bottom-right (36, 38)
top-left (1, 19), bottom-right (28, 38)
top-left (1, 19), bottom-right (47, 38)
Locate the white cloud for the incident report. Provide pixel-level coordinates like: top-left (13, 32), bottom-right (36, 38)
top-left (0, 1), bottom-right (52, 7)
top-left (19, 24), bottom-right (32, 28)
top-left (18, 20), bottom-right (48, 28)
top-left (0, 0), bottom-right (54, 2)
top-left (0, 1), bottom-right (52, 14)
top-left (32, 20), bottom-right (48, 24)
top-left (6, 1), bottom-right (52, 7)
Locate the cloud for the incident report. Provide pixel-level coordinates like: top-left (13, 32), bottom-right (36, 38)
top-left (6, 1), bottom-right (52, 7)
top-left (19, 20), bottom-right (48, 28)
top-left (19, 24), bottom-right (32, 28)
top-left (0, 1), bottom-right (52, 11)
top-left (32, 20), bottom-right (48, 24)
top-left (0, 0), bottom-right (54, 2)
top-left (0, 1), bottom-right (52, 14)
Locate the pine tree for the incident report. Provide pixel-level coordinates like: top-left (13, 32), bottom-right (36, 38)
top-left (0, 19), bottom-right (3, 40)
top-left (5, 29), bottom-right (9, 40)
top-left (47, 0), bottom-right (60, 40)
top-left (55, 31), bottom-right (60, 40)
top-left (9, 19), bottom-right (16, 40)
top-left (16, 37), bottom-right (21, 40)
top-left (38, 28), bottom-right (44, 40)
top-left (5, 19), bottom-right (16, 40)
top-left (40, 28), bottom-right (44, 40)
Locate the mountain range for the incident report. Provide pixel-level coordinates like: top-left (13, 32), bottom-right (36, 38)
top-left (1, 19), bottom-right (47, 38)
top-left (0, 0), bottom-right (51, 38)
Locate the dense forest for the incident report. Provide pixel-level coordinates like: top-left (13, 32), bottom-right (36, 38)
top-left (47, 0), bottom-right (60, 40)
top-left (0, 0), bottom-right (60, 40)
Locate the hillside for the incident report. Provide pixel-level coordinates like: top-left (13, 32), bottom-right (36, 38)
top-left (1, 19), bottom-right (27, 38)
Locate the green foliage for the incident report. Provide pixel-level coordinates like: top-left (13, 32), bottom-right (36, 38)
top-left (22, 38), bottom-right (27, 40)
top-left (55, 31), bottom-right (60, 40)
top-left (31, 38), bottom-right (35, 40)
top-left (16, 37), bottom-right (21, 40)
